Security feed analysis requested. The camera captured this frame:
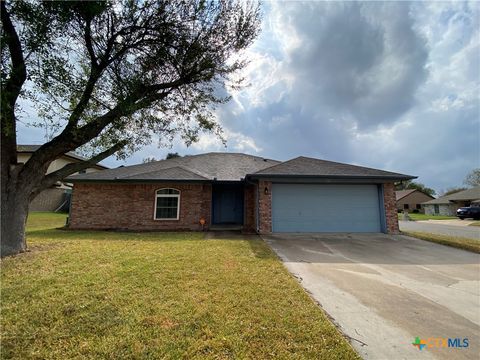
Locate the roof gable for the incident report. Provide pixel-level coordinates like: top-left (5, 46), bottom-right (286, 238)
top-left (395, 189), bottom-right (416, 201)
top-left (395, 189), bottom-right (434, 201)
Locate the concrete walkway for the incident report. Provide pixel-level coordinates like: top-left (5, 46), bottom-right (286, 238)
top-left (264, 233), bottom-right (480, 360)
top-left (399, 220), bottom-right (480, 240)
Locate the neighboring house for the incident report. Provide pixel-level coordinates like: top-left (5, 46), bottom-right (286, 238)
top-left (68, 153), bottom-right (414, 234)
top-left (423, 186), bottom-right (480, 216)
top-left (18, 145), bottom-right (109, 211)
top-left (395, 189), bottom-right (434, 213)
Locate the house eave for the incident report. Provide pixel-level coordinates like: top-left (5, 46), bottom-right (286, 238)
top-left (68, 179), bottom-right (212, 184)
top-left (18, 149), bottom-right (109, 170)
top-left (246, 174), bottom-right (416, 183)
top-left (68, 178), bottom-right (251, 184)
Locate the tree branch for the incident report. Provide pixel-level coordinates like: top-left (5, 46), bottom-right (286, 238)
top-left (65, 67), bottom-right (100, 129)
top-left (69, 83), bottom-right (181, 144)
top-left (1, 0), bottom-right (26, 183)
top-left (35, 140), bottom-right (127, 195)
top-left (21, 80), bottom-right (178, 184)
top-left (1, 1), bottom-right (27, 103)
top-left (64, 18), bottom-right (107, 129)
top-left (65, 18), bottom-right (148, 129)
top-left (84, 18), bottom-right (98, 68)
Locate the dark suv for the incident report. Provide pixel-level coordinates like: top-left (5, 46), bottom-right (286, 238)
top-left (456, 206), bottom-right (480, 220)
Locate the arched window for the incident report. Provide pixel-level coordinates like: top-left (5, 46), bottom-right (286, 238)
top-left (154, 188), bottom-right (180, 220)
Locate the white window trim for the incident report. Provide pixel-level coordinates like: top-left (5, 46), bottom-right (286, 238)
top-left (154, 188), bottom-right (180, 221)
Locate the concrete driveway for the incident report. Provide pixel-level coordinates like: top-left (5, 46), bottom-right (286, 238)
top-left (399, 221), bottom-right (480, 240)
top-left (263, 233), bottom-right (480, 360)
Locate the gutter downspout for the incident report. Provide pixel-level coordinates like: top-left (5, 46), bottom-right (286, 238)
top-left (378, 184), bottom-right (387, 233)
top-left (67, 189), bottom-right (73, 227)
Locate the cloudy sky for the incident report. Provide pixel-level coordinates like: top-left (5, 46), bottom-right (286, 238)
top-left (18, 1), bottom-right (479, 194)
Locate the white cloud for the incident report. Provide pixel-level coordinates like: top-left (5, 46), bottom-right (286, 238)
top-left (190, 128), bottom-right (262, 154)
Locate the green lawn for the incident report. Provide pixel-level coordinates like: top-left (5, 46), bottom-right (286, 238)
top-left (26, 211), bottom-right (69, 231)
top-left (402, 231), bottom-right (480, 253)
top-left (1, 213), bottom-right (358, 359)
top-left (397, 213), bottom-right (456, 221)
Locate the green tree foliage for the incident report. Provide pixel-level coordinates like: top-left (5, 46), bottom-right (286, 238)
top-left (166, 152), bottom-right (181, 159)
top-left (0, 0), bottom-right (261, 256)
top-left (442, 187), bottom-right (468, 196)
top-left (142, 157), bottom-right (157, 163)
top-left (143, 152), bottom-right (180, 162)
top-left (464, 169), bottom-right (480, 187)
top-left (395, 180), bottom-right (436, 197)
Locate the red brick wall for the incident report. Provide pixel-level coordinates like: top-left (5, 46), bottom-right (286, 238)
top-left (70, 183), bottom-right (212, 231)
top-left (383, 182), bottom-right (399, 234)
top-left (258, 180), bottom-right (272, 234)
top-left (243, 184), bottom-right (256, 233)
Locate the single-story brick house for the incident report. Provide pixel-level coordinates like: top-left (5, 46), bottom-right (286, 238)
top-left (395, 189), bottom-right (434, 213)
top-left (423, 186), bottom-right (480, 216)
top-left (68, 153), bottom-right (415, 234)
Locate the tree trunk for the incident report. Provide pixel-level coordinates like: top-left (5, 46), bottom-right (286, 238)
top-left (1, 170), bottom-right (30, 257)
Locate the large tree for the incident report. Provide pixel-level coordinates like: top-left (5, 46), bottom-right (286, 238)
top-left (1, 0), bottom-right (260, 257)
top-left (395, 180), bottom-right (436, 197)
top-left (464, 168), bottom-right (480, 187)
top-left (441, 187), bottom-right (467, 196)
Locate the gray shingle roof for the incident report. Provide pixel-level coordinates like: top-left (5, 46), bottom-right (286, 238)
top-left (68, 153), bottom-right (280, 182)
top-left (68, 153), bottom-right (415, 182)
top-left (121, 166), bottom-right (209, 181)
top-left (17, 145), bottom-right (109, 169)
top-left (423, 186), bottom-right (480, 205)
top-left (250, 156), bottom-right (415, 180)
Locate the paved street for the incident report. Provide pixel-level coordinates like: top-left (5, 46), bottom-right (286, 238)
top-left (399, 221), bottom-right (480, 240)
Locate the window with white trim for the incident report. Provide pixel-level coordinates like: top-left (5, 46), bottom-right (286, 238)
top-left (154, 188), bottom-right (180, 220)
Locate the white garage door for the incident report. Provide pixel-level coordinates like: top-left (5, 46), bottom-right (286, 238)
top-left (271, 184), bottom-right (383, 232)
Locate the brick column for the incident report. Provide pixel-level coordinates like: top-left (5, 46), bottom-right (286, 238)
top-left (383, 182), bottom-right (399, 234)
top-left (243, 184), bottom-right (256, 233)
top-left (200, 184), bottom-right (212, 230)
top-left (258, 180), bottom-right (272, 233)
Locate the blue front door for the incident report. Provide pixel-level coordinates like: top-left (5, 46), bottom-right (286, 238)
top-left (212, 184), bottom-right (244, 224)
